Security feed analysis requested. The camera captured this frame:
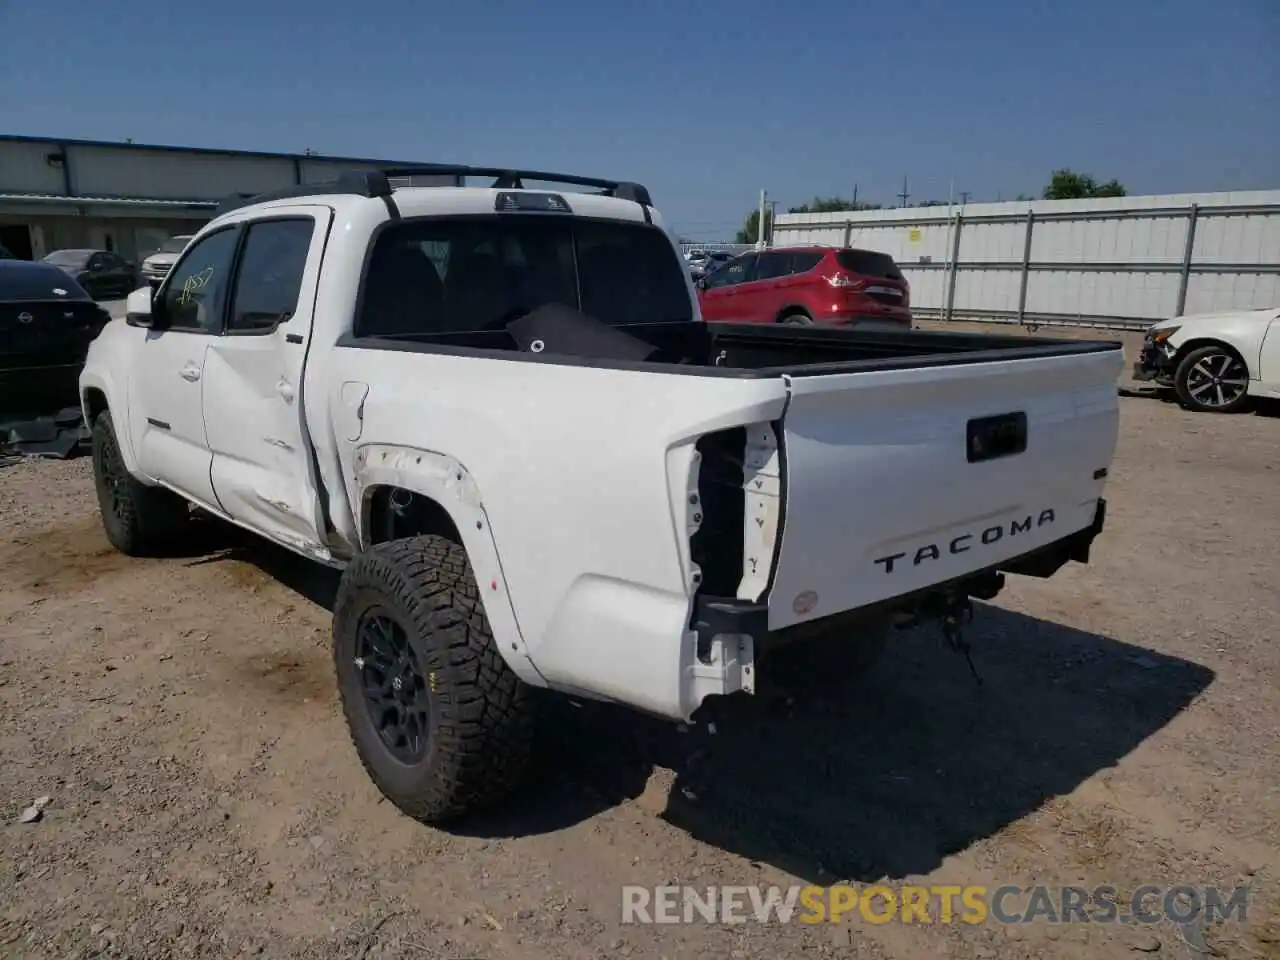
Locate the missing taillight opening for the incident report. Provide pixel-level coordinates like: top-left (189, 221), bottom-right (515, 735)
top-left (689, 427), bottom-right (746, 597)
top-left (687, 422), bottom-right (783, 604)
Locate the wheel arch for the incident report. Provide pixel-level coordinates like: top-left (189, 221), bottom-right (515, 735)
top-left (1173, 336), bottom-right (1257, 379)
top-left (351, 444), bottom-right (544, 687)
top-left (1172, 339), bottom-right (1254, 413)
top-left (775, 304), bottom-right (813, 323)
top-left (79, 375), bottom-right (143, 475)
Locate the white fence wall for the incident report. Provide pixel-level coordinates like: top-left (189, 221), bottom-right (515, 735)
top-left (772, 190), bottom-right (1280, 330)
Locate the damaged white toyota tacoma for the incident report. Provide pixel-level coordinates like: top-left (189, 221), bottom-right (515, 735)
top-left (79, 165), bottom-right (1122, 822)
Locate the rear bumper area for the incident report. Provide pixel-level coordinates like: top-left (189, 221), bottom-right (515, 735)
top-left (690, 496), bottom-right (1107, 667)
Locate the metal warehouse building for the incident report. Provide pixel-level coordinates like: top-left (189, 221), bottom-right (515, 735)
top-left (0, 135), bottom-right (460, 264)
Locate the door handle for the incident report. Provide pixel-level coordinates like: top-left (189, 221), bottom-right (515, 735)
top-left (179, 364), bottom-right (201, 382)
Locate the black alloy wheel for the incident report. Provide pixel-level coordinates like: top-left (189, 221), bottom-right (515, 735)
top-left (355, 609), bottom-right (432, 764)
top-left (1174, 345), bottom-right (1251, 413)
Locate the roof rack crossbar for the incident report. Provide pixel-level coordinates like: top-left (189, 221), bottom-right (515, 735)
top-left (211, 170), bottom-right (390, 217)
top-left (211, 165), bottom-right (652, 219)
top-left (377, 165), bottom-right (652, 206)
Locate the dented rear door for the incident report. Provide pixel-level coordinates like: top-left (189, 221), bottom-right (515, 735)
top-left (764, 346), bottom-right (1122, 630)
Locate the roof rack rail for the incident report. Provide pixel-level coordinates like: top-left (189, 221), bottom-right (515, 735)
top-left (211, 165), bottom-right (652, 219)
top-left (375, 165), bottom-right (651, 206)
top-left (211, 170), bottom-right (394, 218)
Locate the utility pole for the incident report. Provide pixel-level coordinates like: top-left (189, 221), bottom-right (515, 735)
top-left (851, 184), bottom-right (859, 207)
top-left (897, 176), bottom-right (910, 208)
top-left (959, 190), bottom-right (972, 205)
top-left (757, 189), bottom-right (768, 249)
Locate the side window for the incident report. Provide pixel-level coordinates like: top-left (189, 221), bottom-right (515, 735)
top-left (227, 219), bottom-right (315, 334)
top-left (707, 253), bottom-right (758, 289)
top-left (161, 228), bottom-right (240, 332)
top-left (790, 251), bottom-right (823, 274)
top-left (755, 252), bottom-right (789, 280)
top-left (418, 239), bottom-right (451, 281)
top-left (87, 253), bottom-right (106, 271)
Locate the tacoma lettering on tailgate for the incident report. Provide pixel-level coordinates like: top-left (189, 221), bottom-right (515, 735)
top-left (873, 509), bottom-right (1056, 574)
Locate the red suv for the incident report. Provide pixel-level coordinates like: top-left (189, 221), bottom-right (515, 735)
top-left (696, 246), bottom-right (911, 327)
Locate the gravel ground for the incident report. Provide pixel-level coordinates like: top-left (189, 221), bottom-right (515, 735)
top-left (2, 324), bottom-right (1278, 959)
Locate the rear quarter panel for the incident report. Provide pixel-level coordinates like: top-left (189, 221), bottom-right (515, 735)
top-left (327, 345), bottom-right (786, 715)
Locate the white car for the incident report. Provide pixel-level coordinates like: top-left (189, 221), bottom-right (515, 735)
top-left (1132, 306), bottom-right (1280, 413)
top-left (139, 234), bottom-right (194, 285)
top-left (79, 165), bottom-right (1121, 822)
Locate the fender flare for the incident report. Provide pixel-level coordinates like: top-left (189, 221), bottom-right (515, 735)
top-left (79, 372), bottom-right (145, 477)
top-left (350, 443), bottom-right (545, 688)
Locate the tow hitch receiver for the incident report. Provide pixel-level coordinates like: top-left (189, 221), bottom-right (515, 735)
top-left (941, 596), bottom-right (982, 687)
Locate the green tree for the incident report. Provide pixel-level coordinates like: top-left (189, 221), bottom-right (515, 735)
top-left (735, 209), bottom-right (773, 245)
top-left (1042, 169), bottom-right (1128, 200)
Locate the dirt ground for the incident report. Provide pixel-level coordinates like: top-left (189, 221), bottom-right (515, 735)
top-left (2, 324), bottom-right (1279, 960)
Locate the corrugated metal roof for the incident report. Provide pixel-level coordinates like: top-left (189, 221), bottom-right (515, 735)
top-left (0, 133), bottom-right (434, 167)
top-left (0, 193), bottom-right (215, 208)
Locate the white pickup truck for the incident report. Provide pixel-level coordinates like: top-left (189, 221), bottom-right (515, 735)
top-left (79, 166), bottom-right (1122, 823)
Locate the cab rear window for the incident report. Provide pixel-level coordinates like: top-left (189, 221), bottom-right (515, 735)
top-left (357, 216), bottom-right (693, 337)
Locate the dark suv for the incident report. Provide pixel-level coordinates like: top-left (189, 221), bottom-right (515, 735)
top-left (696, 245), bottom-right (911, 327)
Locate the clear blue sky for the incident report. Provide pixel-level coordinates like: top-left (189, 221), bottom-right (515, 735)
top-left (2, 0), bottom-right (1276, 239)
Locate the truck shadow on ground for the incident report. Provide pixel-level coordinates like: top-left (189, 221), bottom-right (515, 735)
top-left (194, 533), bottom-right (1214, 886)
top-left (466, 607), bottom-right (1215, 885)
top-left (1119, 387), bottom-right (1280, 418)
top-left (179, 518), bottom-right (341, 609)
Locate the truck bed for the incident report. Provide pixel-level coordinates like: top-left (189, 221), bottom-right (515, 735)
top-left (344, 319), bottom-right (1122, 376)
top-left (325, 307), bottom-right (1125, 720)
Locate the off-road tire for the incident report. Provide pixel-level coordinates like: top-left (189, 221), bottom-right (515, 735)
top-left (779, 310), bottom-right (814, 326)
top-left (1173, 344), bottom-right (1252, 414)
top-left (91, 410), bottom-right (191, 556)
top-left (332, 535), bottom-right (535, 824)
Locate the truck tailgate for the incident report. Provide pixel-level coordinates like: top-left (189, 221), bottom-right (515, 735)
top-left (765, 347), bottom-right (1122, 630)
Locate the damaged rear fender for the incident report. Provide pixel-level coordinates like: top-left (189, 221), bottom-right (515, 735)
top-left (350, 444), bottom-right (544, 688)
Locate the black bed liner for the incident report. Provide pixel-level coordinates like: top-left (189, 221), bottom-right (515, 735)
top-left (336, 318), bottom-right (1123, 379)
